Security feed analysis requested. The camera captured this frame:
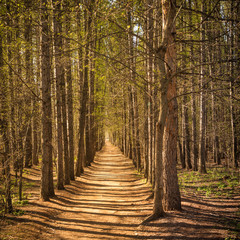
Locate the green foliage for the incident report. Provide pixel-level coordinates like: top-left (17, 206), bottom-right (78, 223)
top-left (12, 209), bottom-right (24, 216)
top-left (178, 167), bottom-right (240, 198)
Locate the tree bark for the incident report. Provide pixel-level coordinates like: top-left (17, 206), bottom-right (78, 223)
top-left (76, 2), bottom-right (92, 176)
top-left (53, 0), bottom-right (64, 189)
top-left (162, 0), bottom-right (181, 211)
top-left (189, 0), bottom-right (198, 171)
top-left (41, 0), bottom-right (55, 200)
top-left (24, 0), bottom-right (33, 168)
top-left (143, 0), bottom-right (180, 223)
top-left (198, 0), bottom-right (207, 174)
top-left (65, 2), bottom-right (75, 180)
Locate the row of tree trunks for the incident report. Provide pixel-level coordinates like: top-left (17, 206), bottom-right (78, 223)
top-left (0, 31), bottom-right (13, 213)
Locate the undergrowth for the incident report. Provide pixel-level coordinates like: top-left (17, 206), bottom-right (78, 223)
top-left (178, 166), bottom-right (240, 198)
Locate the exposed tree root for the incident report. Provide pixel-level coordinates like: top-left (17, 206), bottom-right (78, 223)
top-left (145, 192), bottom-right (154, 200)
top-left (141, 212), bottom-right (164, 225)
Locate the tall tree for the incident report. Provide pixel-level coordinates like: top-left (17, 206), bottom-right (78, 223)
top-left (143, 0), bottom-right (180, 223)
top-left (162, 0), bottom-right (181, 211)
top-left (198, 0), bottom-right (207, 174)
top-left (41, 0), bottom-right (55, 200)
top-left (76, 1), bottom-right (93, 176)
top-left (53, 0), bottom-right (65, 189)
top-left (24, 0), bottom-right (33, 168)
top-left (65, 0), bottom-right (75, 181)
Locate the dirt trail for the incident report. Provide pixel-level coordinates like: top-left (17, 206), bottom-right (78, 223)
top-left (1, 141), bottom-right (239, 239)
top-left (48, 141), bottom-right (152, 239)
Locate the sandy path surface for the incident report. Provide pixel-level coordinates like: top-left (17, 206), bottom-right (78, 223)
top-left (49, 141), bottom-right (152, 239)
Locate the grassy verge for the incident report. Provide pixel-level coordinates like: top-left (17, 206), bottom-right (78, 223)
top-left (178, 166), bottom-right (240, 239)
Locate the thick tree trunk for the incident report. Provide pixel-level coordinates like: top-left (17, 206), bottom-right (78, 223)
top-left (143, 0), bottom-right (180, 223)
top-left (162, 0), bottom-right (181, 211)
top-left (41, 0), bottom-right (55, 200)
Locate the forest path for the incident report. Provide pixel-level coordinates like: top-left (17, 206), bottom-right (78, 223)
top-left (2, 141), bottom-right (239, 239)
top-left (48, 141), bottom-right (152, 239)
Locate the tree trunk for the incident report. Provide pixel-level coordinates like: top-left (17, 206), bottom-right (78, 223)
top-left (62, 63), bottom-right (70, 185)
top-left (189, 0), bottom-right (198, 171)
top-left (76, 3), bottom-right (92, 176)
top-left (147, 0), bottom-right (154, 184)
top-left (183, 95), bottom-right (192, 169)
top-left (65, 2), bottom-right (75, 180)
top-left (229, 0), bottom-right (238, 168)
top-left (24, 0), bottom-right (33, 168)
top-left (162, 0), bottom-right (181, 211)
top-left (53, 0), bottom-right (64, 189)
top-left (198, 0), bottom-right (207, 174)
top-left (89, 23), bottom-right (96, 165)
top-left (143, 0), bottom-right (180, 223)
top-left (41, 0), bottom-right (55, 200)
top-left (32, 17), bottom-right (41, 166)
top-left (134, 90), bottom-right (141, 171)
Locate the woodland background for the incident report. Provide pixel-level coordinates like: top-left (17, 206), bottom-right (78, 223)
top-left (0, 0), bottom-right (239, 217)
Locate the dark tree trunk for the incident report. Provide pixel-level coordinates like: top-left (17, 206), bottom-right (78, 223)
top-left (0, 33), bottom-right (13, 213)
top-left (189, 0), bottom-right (198, 171)
top-left (24, 0), bottom-right (33, 168)
top-left (41, 0), bottom-right (55, 200)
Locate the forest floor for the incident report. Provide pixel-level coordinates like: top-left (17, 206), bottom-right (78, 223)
top-left (0, 141), bottom-right (240, 240)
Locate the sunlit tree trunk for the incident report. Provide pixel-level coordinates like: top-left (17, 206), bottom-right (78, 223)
top-left (144, 0), bottom-right (180, 223)
top-left (162, 0), bottom-right (181, 211)
top-left (53, 0), bottom-right (64, 189)
top-left (198, 0), bottom-right (207, 174)
top-left (65, 2), bottom-right (75, 180)
top-left (62, 57), bottom-right (70, 185)
top-left (76, 2), bottom-right (92, 176)
top-left (147, 0), bottom-right (154, 184)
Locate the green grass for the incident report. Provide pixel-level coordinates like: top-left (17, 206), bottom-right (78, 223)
top-left (178, 167), bottom-right (240, 198)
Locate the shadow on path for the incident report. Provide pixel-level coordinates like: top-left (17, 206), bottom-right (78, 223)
top-left (3, 141), bottom-right (240, 240)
